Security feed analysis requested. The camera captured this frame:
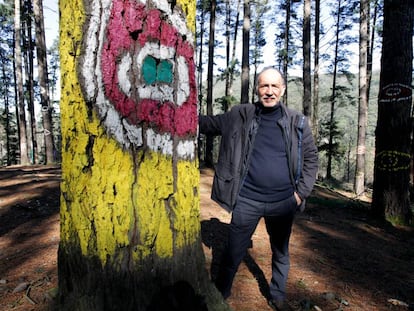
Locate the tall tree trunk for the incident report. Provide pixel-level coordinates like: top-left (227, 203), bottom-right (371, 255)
top-left (5, 96), bottom-right (11, 165)
top-left (205, 0), bottom-right (216, 168)
top-left (224, 0), bottom-right (231, 107)
top-left (229, 0), bottom-right (241, 98)
top-left (250, 2), bottom-right (263, 105)
top-left (302, 0), bottom-right (311, 117)
top-left (197, 2), bottom-right (205, 106)
top-left (282, 0), bottom-right (290, 104)
top-left (240, 0), bottom-right (250, 104)
top-left (326, 0), bottom-right (342, 180)
top-left (14, 0), bottom-right (29, 165)
top-left (58, 0), bottom-right (229, 310)
top-left (312, 0), bottom-right (320, 140)
top-left (250, 67), bottom-right (257, 104)
top-left (1, 52), bottom-right (12, 165)
top-left (354, 0), bottom-right (369, 196)
top-left (34, 0), bottom-right (55, 164)
top-left (366, 0), bottom-right (379, 100)
top-left (372, 0), bottom-right (413, 225)
top-left (23, 0), bottom-right (36, 164)
top-left (224, 0), bottom-right (239, 110)
top-left (197, 1), bottom-right (206, 163)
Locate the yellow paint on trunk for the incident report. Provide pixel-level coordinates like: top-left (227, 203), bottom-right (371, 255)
top-left (60, 0), bottom-right (199, 268)
top-left (132, 152), bottom-right (200, 260)
top-left (177, 0), bottom-right (196, 34)
top-left (174, 160), bottom-right (201, 247)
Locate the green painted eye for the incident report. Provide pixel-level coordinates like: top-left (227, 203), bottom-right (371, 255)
top-left (142, 56), bottom-right (157, 84)
top-left (157, 60), bottom-right (173, 83)
top-left (142, 56), bottom-right (173, 85)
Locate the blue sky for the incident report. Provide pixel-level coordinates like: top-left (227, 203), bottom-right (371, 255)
top-left (43, 0), bottom-right (59, 49)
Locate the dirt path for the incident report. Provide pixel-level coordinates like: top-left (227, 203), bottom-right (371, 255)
top-left (0, 166), bottom-right (413, 310)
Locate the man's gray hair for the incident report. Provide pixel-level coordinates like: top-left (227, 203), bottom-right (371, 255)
top-left (256, 66), bottom-right (286, 87)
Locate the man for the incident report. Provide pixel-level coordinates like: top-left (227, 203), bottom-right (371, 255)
top-left (199, 67), bottom-right (318, 311)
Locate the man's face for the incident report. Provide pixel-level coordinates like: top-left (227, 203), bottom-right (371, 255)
top-left (257, 69), bottom-right (286, 107)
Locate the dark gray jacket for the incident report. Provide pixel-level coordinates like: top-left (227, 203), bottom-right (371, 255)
top-left (199, 102), bottom-right (318, 212)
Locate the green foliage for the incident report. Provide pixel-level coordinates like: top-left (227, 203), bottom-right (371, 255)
top-left (0, 109), bottom-right (19, 165)
top-left (308, 184), bottom-right (370, 210)
top-left (318, 119), bottom-right (343, 157)
top-left (0, 0), bottom-right (18, 165)
top-left (273, 0), bottom-right (301, 68)
top-left (216, 59), bottom-right (240, 83)
top-left (250, 0), bottom-right (269, 67)
top-left (308, 196), bottom-right (350, 209)
top-left (295, 279), bottom-right (308, 290)
top-left (48, 38), bottom-right (60, 99)
top-left (215, 95), bottom-right (238, 112)
top-left (386, 215), bottom-right (414, 228)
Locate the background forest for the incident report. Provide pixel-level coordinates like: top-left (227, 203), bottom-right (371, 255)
top-left (196, 0), bottom-right (384, 186)
top-left (0, 0), bottom-right (413, 224)
top-left (195, 0), bottom-right (413, 225)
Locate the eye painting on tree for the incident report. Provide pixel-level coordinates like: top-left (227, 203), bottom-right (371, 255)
top-left (58, 0), bottom-right (227, 309)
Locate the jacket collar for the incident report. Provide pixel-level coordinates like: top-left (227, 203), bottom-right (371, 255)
top-left (254, 101), bottom-right (288, 117)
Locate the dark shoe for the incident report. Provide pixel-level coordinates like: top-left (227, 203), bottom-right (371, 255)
top-left (268, 299), bottom-right (293, 311)
top-left (213, 277), bottom-right (231, 300)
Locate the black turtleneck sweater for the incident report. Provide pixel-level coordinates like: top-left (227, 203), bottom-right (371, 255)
top-left (239, 104), bottom-right (294, 202)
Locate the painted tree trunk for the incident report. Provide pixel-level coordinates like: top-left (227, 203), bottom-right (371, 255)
top-left (58, 0), bottom-right (228, 310)
top-left (372, 0), bottom-right (413, 225)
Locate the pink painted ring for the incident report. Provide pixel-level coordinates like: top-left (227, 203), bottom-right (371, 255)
top-left (101, 0), bottom-right (197, 137)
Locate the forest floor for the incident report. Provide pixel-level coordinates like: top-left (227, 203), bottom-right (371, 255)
top-left (0, 165), bottom-right (413, 311)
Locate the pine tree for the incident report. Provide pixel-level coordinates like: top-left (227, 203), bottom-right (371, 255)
top-left (34, 0), bottom-right (55, 164)
top-left (14, 0), bottom-right (29, 164)
top-left (372, 0), bottom-right (413, 225)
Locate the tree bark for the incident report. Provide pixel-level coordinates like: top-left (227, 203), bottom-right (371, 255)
top-left (14, 0), bottom-right (29, 164)
top-left (23, 1), bottom-right (36, 164)
top-left (58, 0), bottom-right (229, 309)
top-left (372, 0), bottom-right (413, 225)
top-left (240, 0), bottom-right (250, 104)
top-left (205, 0), bottom-right (217, 168)
top-left (229, 0), bottom-right (241, 100)
top-left (302, 0), bottom-right (311, 117)
top-left (326, 0), bottom-right (342, 180)
top-left (1, 50), bottom-right (12, 165)
top-left (34, 0), bottom-right (55, 164)
top-left (225, 0), bottom-right (231, 105)
top-left (312, 0), bottom-right (320, 140)
top-left (282, 0), bottom-right (290, 104)
top-left (354, 0), bottom-right (369, 196)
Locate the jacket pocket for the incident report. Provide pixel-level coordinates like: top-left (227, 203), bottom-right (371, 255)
top-left (212, 163), bottom-right (236, 209)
